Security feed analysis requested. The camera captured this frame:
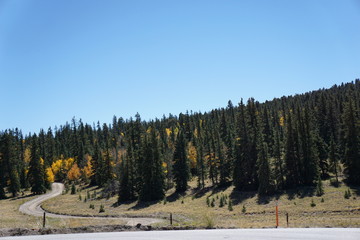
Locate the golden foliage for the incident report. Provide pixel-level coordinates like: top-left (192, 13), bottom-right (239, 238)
top-left (173, 127), bottom-right (179, 137)
top-left (51, 159), bottom-right (62, 176)
top-left (51, 157), bottom-right (75, 180)
top-left (82, 154), bottom-right (93, 180)
top-left (193, 128), bottom-right (198, 138)
top-left (187, 142), bottom-right (197, 169)
top-left (67, 163), bottom-right (81, 181)
top-left (46, 167), bottom-right (55, 183)
top-left (146, 127), bottom-right (152, 134)
top-left (165, 128), bottom-right (172, 136)
top-left (24, 148), bottom-right (31, 163)
top-left (279, 116), bottom-right (285, 127)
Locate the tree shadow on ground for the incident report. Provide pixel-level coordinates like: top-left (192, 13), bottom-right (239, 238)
top-left (190, 186), bottom-right (212, 199)
top-left (166, 191), bottom-right (186, 203)
top-left (210, 182), bottom-right (232, 194)
top-left (285, 186), bottom-right (316, 200)
top-left (257, 194), bottom-right (277, 205)
top-left (229, 189), bottom-right (256, 206)
top-left (10, 193), bottom-right (35, 201)
top-left (111, 199), bottom-right (137, 208)
top-left (344, 182), bottom-right (360, 196)
top-left (128, 200), bottom-right (161, 210)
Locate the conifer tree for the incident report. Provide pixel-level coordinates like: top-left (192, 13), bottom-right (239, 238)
top-left (4, 132), bottom-right (21, 197)
top-left (90, 142), bottom-right (102, 186)
top-left (257, 134), bottom-right (272, 196)
top-left (285, 112), bottom-right (301, 187)
top-left (139, 127), bottom-right (165, 201)
top-left (329, 136), bottom-right (340, 185)
top-left (173, 130), bottom-right (190, 192)
top-left (273, 128), bottom-right (285, 190)
top-left (28, 136), bottom-right (46, 194)
top-left (343, 100), bottom-right (360, 184)
top-left (300, 106), bottom-right (320, 185)
top-left (233, 99), bottom-right (250, 190)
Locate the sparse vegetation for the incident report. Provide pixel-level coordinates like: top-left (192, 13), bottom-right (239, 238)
top-left (71, 184), bottom-right (76, 195)
top-left (242, 205), bottom-right (246, 213)
top-left (310, 199), bottom-right (316, 207)
top-left (99, 204), bottom-right (105, 213)
top-left (228, 200), bottom-right (233, 211)
top-left (344, 188), bottom-right (352, 199)
top-left (203, 214), bottom-right (215, 229)
top-left (39, 180), bottom-right (360, 228)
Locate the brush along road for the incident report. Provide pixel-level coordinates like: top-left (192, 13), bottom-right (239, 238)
top-left (19, 183), bottom-right (163, 226)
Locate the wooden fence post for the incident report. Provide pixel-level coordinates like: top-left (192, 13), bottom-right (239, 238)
top-left (43, 212), bottom-right (46, 228)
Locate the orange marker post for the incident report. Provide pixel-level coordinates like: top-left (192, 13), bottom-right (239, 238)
top-left (275, 200), bottom-right (279, 228)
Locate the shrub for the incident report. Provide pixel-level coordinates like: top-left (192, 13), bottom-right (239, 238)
top-left (321, 198), bottom-right (324, 203)
top-left (242, 205), bottom-right (246, 213)
top-left (310, 199), bottom-right (316, 207)
top-left (206, 197), bottom-right (210, 207)
top-left (71, 184), bottom-right (76, 195)
top-left (330, 178), bottom-right (340, 187)
top-left (228, 200), bottom-right (233, 211)
top-left (316, 177), bottom-right (324, 196)
top-left (219, 197), bottom-right (224, 207)
top-left (99, 204), bottom-right (105, 213)
top-left (344, 189), bottom-right (352, 199)
top-left (203, 214), bottom-right (214, 229)
top-left (89, 204), bottom-right (95, 209)
top-left (211, 198), bottom-right (215, 207)
top-left (78, 194), bottom-right (82, 201)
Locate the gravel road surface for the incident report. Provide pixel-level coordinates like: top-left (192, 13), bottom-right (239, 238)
top-left (19, 183), bottom-right (162, 226)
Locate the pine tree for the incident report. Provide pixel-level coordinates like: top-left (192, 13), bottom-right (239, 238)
top-left (343, 100), bottom-right (360, 185)
top-left (257, 140), bottom-right (272, 196)
top-left (300, 106), bottom-right (320, 185)
top-left (233, 99), bottom-right (251, 190)
top-left (138, 126), bottom-right (165, 201)
top-left (329, 136), bottom-right (340, 185)
top-left (4, 132), bottom-right (21, 197)
top-left (285, 111), bottom-right (301, 187)
top-left (28, 136), bottom-right (46, 194)
top-left (173, 130), bottom-right (190, 192)
top-left (90, 142), bottom-right (102, 186)
top-left (273, 128), bottom-right (285, 190)
top-left (118, 152), bottom-right (136, 202)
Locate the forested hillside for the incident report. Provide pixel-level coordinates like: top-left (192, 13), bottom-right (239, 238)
top-left (1, 80), bottom-right (360, 201)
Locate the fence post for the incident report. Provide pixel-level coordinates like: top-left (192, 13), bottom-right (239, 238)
top-left (286, 212), bottom-right (289, 227)
top-left (170, 213), bottom-right (173, 225)
top-left (275, 201), bottom-right (279, 228)
top-left (43, 212), bottom-right (46, 228)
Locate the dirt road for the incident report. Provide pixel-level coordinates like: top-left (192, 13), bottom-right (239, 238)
top-left (19, 183), bottom-right (163, 226)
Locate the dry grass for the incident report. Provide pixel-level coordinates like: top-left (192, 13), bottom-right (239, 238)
top-left (41, 179), bottom-right (360, 228)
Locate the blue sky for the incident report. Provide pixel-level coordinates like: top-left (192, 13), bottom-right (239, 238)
top-left (1, 0), bottom-right (359, 134)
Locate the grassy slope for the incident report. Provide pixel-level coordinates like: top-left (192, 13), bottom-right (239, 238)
top-left (41, 179), bottom-right (360, 228)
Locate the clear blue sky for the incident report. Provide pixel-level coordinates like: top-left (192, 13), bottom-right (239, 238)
top-left (1, 0), bottom-right (360, 134)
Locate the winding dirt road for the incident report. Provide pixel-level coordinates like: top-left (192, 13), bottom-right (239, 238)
top-left (19, 183), bottom-right (163, 226)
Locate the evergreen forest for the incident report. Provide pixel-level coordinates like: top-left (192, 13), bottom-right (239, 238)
top-left (1, 80), bottom-right (360, 202)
